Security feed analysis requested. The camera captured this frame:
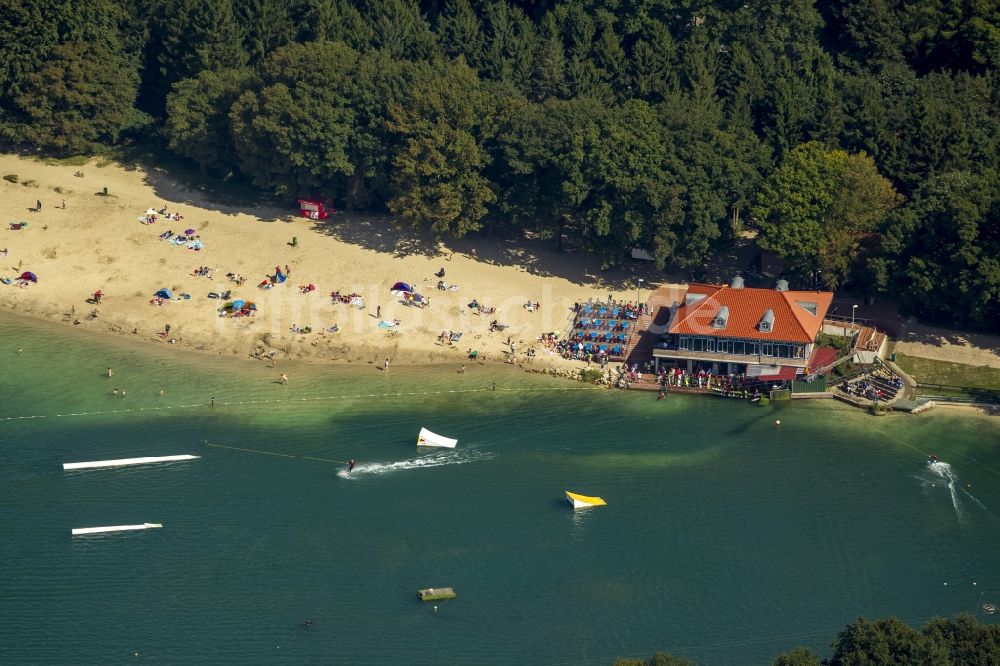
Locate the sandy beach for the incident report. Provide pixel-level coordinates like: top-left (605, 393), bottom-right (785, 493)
top-left (0, 154), bottom-right (662, 370)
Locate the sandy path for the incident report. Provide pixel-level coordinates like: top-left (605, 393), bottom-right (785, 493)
top-left (894, 321), bottom-right (1000, 370)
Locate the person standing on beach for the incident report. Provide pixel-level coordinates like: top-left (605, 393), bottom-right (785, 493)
top-left (376, 305), bottom-right (381, 318)
top-left (383, 358), bottom-right (389, 372)
top-left (107, 367), bottom-right (113, 377)
top-left (36, 199), bottom-right (41, 211)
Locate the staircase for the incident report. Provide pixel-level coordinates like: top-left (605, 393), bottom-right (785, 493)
top-left (620, 285), bottom-right (684, 367)
top-left (624, 304), bottom-right (674, 367)
top-left (624, 312), bottom-right (655, 365)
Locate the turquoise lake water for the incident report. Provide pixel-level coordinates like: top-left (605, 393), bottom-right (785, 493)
top-left (1, 313), bottom-right (999, 665)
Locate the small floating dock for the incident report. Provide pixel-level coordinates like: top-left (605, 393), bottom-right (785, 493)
top-left (418, 587), bottom-right (457, 602)
top-left (63, 455), bottom-right (199, 470)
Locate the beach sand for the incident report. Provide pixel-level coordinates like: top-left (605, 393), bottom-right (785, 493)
top-left (0, 155), bottom-right (663, 370)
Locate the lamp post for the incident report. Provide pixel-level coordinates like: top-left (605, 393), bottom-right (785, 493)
top-left (637, 279), bottom-right (644, 311)
top-left (850, 304), bottom-right (858, 344)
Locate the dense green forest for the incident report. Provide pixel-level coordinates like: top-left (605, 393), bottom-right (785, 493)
top-left (615, 613), bottom-right (1000, 665)
top-left (1, 1), bottom-right (998, 326)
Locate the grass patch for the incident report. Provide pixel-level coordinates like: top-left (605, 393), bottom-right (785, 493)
top-left (579, 368), bottom-right (603, 383)
top-left (894, 353), bottom-right (1000, 393)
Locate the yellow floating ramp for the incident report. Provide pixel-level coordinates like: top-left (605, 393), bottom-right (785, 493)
top-left (565, 491), bottom-right (607, 509)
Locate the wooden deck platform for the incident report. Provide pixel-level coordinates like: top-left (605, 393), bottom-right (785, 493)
top-left (418, 587), bottom-right (456, 602)
top-left (624, 285), bottom-right (686, 366)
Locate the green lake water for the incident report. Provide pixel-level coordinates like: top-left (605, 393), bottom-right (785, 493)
top-left (1, 313), bottom-right (999, 665)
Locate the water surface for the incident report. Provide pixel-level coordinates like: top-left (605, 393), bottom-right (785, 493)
top-left (1, 314), bottom-right (998, 665)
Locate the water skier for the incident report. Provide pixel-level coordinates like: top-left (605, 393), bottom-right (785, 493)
top-left (348, 458), bottom-right (355, 473)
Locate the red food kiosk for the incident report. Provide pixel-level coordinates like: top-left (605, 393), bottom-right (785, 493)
top-left (297, 198), bottom-right (333, 220)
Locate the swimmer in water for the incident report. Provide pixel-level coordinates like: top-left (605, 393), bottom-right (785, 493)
top-left (348, 458), bottom-right (355, 473)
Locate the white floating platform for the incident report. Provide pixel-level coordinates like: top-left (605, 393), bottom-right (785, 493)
top-left (72, 523), bottom-right (163, 536)
top-left (63, 455), bottom-right (199, 470)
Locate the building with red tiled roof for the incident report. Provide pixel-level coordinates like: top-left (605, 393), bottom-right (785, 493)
top-left (651, 278), bottom-right (833, 379)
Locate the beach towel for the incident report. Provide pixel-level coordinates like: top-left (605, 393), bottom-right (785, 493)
top-left (450, 332), bottom-right (463, 342)
top-left (377, 320), bottom-right (397, 329)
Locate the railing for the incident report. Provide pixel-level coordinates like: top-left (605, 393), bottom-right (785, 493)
top-left (824, 314), bottom-right (876, 328)
top-left (805, 351), bottom-right (855, 379)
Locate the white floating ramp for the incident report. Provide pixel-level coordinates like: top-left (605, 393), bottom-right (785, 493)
top-left (417, 428), bottom-right (457, 449)
top-left (63, 455), bottom-right (199, 470)
top-left (72, 523), bottom-right (163, 536)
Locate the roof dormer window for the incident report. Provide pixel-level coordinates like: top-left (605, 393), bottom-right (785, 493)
top-left (795, 300), bottom-right (817, 315)
top-left (759, 309), bottom-right (775, 333)
top-left (712, 305), bottom-right (730, 329)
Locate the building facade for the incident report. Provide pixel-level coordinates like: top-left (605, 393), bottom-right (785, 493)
top-left (652, 279), bottom-right (833, 381)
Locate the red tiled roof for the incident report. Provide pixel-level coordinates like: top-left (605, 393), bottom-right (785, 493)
top-left (807, 346), bottom-right (838, 371)
top-left (668, 283), bottom-right (833, 343)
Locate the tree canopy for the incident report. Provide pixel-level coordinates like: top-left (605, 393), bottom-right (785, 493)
top-left (752, 141), bottom-right (900, 290)
top-left (619, 614), bottom-right (1000, 665)
top-left (2, 0), bottom-right (998, 326)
